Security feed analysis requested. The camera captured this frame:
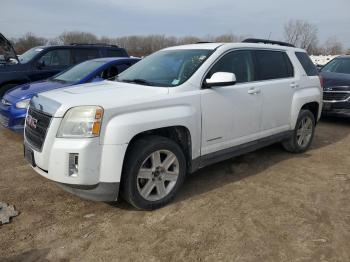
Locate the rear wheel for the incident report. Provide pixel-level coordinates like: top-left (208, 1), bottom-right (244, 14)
top-left (121, 136), bottom-right (186, 210)
top-left (282, 110), bottom-right (315, 153)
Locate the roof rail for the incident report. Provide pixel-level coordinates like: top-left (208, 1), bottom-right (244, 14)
top-left (196, 41), bottom-right (213, 44)
top-left (69, 43), bottom-right (119, 48)
top-left (242, 38), bottom-right (295, 48)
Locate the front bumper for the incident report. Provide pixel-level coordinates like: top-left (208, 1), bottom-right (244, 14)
top-left (24, 117), bottom-right (128, 201)
top-left (0, 103), bottom-right (26, 131)
top-left (322, 101), bottom-right (350, 113)
top-left (57, 182), bottom-right (120, 201)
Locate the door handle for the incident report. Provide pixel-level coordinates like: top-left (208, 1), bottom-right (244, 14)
top-left (290, 83), bottom-right (299, 88)
top-left (248, 88), bottom-right (261, 95)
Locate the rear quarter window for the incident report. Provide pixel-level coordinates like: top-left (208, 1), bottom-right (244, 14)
top-left (106, 49), bottom-right (127, 57)
top-left (255, 50), bottom-right (294, 80)
top-left (73, 49), bottom-right (100, 63)
top-left (295, 52), bottom-right (318, 76)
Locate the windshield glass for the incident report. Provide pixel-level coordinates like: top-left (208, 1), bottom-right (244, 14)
top-left (117, 49), bottom-right (213, 87)
top-left (54, 60), bottom-right (104, 83)
top-left (321, 58), bottom-right (350, 74)
top-left (19, 47), bottom-right (43, 63)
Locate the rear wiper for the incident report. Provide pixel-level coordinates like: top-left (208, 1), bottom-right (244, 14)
top-left (120, 78), bottom-right (155, 86)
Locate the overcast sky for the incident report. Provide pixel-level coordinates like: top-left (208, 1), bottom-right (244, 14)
top-left (1, 0), bottom-right (350, 47)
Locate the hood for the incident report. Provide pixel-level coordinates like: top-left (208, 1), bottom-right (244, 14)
top-left (38, 81), bottom-right (170, 117)
top-left (6, 80), bottom-right (70, 101)
top-left (321, 71), bottom-right (350, 89)
top-left (0, 33), bottom-right (18, 64)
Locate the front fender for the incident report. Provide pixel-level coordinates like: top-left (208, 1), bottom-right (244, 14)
top-left (101, 105), bottom-right (200, 158)
top-left (290, 87), bottom-right (322, 129)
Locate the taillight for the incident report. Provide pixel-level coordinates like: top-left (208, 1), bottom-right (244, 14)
top-left (319, 75), bottom-right (324, 89)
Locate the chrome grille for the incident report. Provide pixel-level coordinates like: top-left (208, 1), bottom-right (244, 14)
top-left (25, 107), bottom-right (52, 151)
top-left (323, 92), bottom-right (350, 102)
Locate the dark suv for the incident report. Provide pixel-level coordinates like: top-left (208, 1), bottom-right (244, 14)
top-left (320, 55), bottom-right (350, 114)
top-left (0, 33), bottom-right (129, 97)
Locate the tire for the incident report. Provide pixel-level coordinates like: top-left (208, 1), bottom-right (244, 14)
top-left (282, 109), bottom-right (316, 153)
top-left (0, 84), bottom-right (18, 98)
top-left (121, 135), bottom-right (187, 210)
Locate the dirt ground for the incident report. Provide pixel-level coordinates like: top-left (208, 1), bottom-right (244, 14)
top-left (0, 115), bottom-right (349, 262)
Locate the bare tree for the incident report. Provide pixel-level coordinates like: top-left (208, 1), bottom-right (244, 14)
top-left (323, 37), bottom-right (343, 55)
top-left (12, 32), bottom-right (47, 54)
top-left (58, 31), bottom-right (99, 45)
top-left (284, 20), bottom-right (318, 53)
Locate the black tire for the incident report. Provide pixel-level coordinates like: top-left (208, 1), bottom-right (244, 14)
top-left (121, 135), bottom-right (187, 210)
top-left (0, 84), bottom-right (18, 98)
top-left (282, 109), bottom-right (316, 153)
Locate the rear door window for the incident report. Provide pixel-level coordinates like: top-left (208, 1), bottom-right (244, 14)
top-left (38, 49), bottom-right (71, 66)
top-left (255, 50), bottom-right (294, 80)
top-left (73, 49), bottom-right (100, 63)
top-left (295, 52), bottom-right (318, 76)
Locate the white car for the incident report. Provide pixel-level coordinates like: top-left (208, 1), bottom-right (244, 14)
top-left (24, 39), bottom-right (322, 210)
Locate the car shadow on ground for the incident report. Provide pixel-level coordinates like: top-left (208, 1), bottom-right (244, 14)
top-left (1, 248), bottom-right (51, 262)
top-left (1, 114), bottom-right (350, 211)
top-left (112, 114), bottom-right (350, 210)
top-left (173, 114), bottom-right (350, 205)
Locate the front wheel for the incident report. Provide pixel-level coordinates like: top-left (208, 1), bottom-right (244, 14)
top-left (282, 109), bottom-right (316, 153)
top-left (121, 136), bottom-right (186, 210)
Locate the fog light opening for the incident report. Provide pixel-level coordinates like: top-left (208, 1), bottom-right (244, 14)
top-left (69, 153), bottom-right (79, 177)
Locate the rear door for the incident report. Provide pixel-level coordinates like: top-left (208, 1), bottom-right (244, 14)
top-left (72, 48), bottom-right (101, 64)
top-left (200, 50), bottom-right (263, 155)
top-left (254, 50), bottom-right (296, 136)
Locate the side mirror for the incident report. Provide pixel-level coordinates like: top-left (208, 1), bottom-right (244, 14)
top-left (204, 72), bottom-right (236, 88)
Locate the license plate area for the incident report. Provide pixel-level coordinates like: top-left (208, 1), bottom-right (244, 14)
top-left (24, 145), bottom-right (36, 167)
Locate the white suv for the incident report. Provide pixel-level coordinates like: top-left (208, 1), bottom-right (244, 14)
top-left (24, 39), bottom-right (322, 210)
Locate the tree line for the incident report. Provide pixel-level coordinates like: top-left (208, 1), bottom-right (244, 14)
top-left (9, 19), bottom-right (350, 56)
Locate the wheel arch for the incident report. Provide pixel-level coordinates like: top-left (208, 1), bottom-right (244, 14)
top-left (125, 126), bottom-right (193, 172)
top-left (291, 88), bottom-right (322, 129)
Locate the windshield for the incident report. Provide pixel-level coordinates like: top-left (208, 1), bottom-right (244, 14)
top-left (53, 60), bottom-right (104, 83)
top-left (321, 58), bottom-right (350, 74)
top-left (117, 49), bottom-right (213, 87)
top-left (19, 47), bottom-right (43, 63)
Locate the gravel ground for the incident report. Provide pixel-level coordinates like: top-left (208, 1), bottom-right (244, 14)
top-left (0, 116), bottom-right (349, 262)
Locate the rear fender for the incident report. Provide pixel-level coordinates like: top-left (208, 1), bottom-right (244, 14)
top-left (290, 87), bottom-right (322, 129)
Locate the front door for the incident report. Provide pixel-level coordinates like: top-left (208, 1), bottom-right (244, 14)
top-left (200, 50), bottom-right (263, 156)
top-left (29, 48), bottom-right (72, 81)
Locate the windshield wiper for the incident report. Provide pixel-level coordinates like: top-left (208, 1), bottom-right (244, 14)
top-left (120, 78), bottom-right (156, 86)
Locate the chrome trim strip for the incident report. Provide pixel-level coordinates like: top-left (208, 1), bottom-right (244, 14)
top-left (323, 96), bottom-right (350, 103)
top-left (323, 91), bottom-right (350, 93)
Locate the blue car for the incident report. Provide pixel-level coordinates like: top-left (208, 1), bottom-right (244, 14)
top-left (0, 57), bottom-right (140, 131)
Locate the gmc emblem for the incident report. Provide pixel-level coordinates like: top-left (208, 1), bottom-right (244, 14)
top-left (26, 115), bottom-right (38, 129)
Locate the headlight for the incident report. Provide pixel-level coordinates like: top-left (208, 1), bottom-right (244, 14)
top-left (57, 106), bottom-right (104, 138)
top-left (16, 99), bottom-right (30, 109)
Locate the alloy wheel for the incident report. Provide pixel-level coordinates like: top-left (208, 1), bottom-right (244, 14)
top-left (136, 150), bottom-right (179, 201)
top-left (296, 116), bottom-right (313, 147)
